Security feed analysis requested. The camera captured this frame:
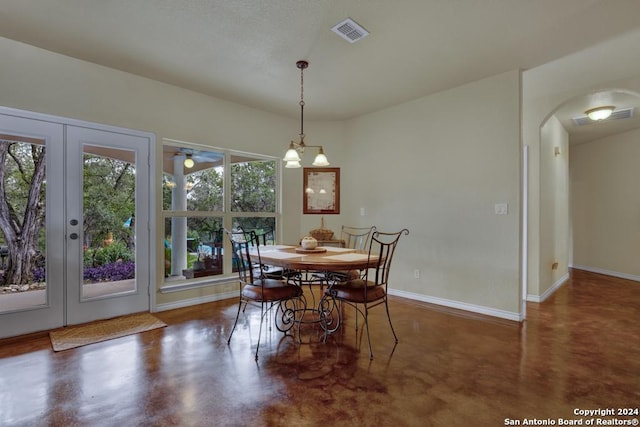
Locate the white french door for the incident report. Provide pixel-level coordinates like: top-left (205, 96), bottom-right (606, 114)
top-left (64, 126), bottom-right (151, 325)
top-left (0, 113), bottom-right (65, 337)
top-left (0, 109), bottom-right (153, 338)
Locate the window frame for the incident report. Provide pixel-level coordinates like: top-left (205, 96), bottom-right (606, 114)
top-left (160, 140), bottom-right (280, 292)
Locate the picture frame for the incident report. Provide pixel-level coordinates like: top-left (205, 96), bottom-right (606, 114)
top-left (303, 167), bottom-right (340, 214)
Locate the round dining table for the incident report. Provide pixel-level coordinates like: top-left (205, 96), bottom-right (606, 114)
top-left (257, 245), bottom-right (379, 272)
top-left (256, 244), bottom-right (380, 337)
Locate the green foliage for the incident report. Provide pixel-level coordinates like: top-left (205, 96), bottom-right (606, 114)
top-left (187, 252), bottom-right (198, 268)
top-left (93, 241), bottom-right (133, 266)
top-left (186, 168), bottom-right (224, 212)
top-left (83, 155), bottom-right (135, 249)
top-left (231, 161), bottom-right (275, 212)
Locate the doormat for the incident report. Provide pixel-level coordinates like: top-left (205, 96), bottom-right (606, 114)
top-left (49, 312), bottom-right (167, 352)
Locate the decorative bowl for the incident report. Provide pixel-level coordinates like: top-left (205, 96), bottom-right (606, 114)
top-left (301, 236), bottom-right (318, 250)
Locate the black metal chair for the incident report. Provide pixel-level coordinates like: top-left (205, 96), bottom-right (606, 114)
top-left (236, 226), bottom-right (287, 279)
top-left (326, 225), bottom-right (376, 283)
top-left (226, 229), bottom-right (303, 360)
top-left (341, 225), bottom-right (376, 251)
top-left (321, 228), bottom-right (409, 359)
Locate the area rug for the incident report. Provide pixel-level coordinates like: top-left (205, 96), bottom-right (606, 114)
top-left (49, 312), bottom-right (167, 352)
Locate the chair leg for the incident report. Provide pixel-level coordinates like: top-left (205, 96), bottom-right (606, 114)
top-left (227, 298), bottom-right (243, 344)
top-left (363, 305), bottom-right (374, 360)
top-left (384, 298), bottom-right (398, 343)
top-left (255, 302), bottom-right (266, 361)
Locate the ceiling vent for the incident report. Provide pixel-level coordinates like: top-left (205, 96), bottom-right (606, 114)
top-left (331, 18), bottom-right (369, 43)
top-left (572, 107), bottom-right (634, 126)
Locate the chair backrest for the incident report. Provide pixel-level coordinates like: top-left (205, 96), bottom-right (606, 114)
top-left (236, 226), bottom-right (275, 246)
top-left (364, 229), bottom-right (409, 288)
top-left (225, 229), bottom-right (262, 284)
top-left (212, 228), bottom-right (225, 246)
top-left (341, 225), bottom-right (376, 250)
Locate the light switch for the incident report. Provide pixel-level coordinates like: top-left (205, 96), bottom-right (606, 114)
top-left (494, 203), bottom-right (508, 215)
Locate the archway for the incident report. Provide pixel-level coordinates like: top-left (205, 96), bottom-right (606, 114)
top-left (533, 89), bottom-right (640, 301)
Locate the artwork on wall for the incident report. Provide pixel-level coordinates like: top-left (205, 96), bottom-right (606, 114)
top-left (303, 167), bottom-right (340, 214)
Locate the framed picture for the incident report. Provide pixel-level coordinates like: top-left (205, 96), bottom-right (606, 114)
top-left (303, 167), bottom-right (340, 214)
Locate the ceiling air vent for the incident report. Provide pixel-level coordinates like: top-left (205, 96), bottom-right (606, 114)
top-left (572, 107), bottom-right (634, 126)
top-left (331, 18), bottom-right (369, 43)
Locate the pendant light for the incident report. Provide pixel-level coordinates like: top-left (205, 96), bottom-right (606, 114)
top-left (283, 60), bottom-right (330, 168)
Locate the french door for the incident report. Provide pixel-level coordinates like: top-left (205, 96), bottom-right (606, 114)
top-left (0, 109), bottom-right (152, 339)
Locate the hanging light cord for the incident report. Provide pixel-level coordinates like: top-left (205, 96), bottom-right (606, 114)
top-left (298, 61), bottom-right (306, 145)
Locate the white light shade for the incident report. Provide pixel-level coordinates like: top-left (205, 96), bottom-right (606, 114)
top-left (283, 147), bottom-right (301, 162)
top-left (586, 106), bottom-right (615, 121)
top-left (312, 149), bottom-right (329, 167)
top-left (285, 160), bottom-right (301, 168)
top-left (183, 157), bottom-right (195, 168)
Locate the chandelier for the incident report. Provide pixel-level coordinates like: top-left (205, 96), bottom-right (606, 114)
top-left (283, 60), bottom-right (330, 168)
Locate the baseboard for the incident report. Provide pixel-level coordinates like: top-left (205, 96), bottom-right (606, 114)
top-left (570, 265), bottom-right (640, 283)
top-left (527, 273), bottom-right (569, 303)
top-left (387, 288), bottom-right (522, 322)
top-left (155, 290), bottom-right (237, 312)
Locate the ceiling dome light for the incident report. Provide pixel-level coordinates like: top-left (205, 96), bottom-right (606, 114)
top-left (585, 106), bottom-right (615, 121)
top-left (183, 154), bottom-right (195, 168)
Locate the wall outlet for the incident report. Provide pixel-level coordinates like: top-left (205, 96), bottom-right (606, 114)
top-left (494, 203), bottom-right (508, 215)
top-left (413, 269), bottom-right (420, 279)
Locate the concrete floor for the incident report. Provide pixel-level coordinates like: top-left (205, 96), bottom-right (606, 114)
top-left (0, 269), bottom-right (638, 426)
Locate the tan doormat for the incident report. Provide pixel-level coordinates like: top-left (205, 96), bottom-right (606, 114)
top-left (49, 312), bottom-right (167, 352)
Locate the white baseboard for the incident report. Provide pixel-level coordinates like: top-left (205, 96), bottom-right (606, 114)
top-left (387, 288), bottom-right (522, 322)
top-left (156, 287), bottom-right (524, 322)
top-left (570, 265), bottom-right (640, 283)
top-left (155, 290), bottom-right (237, 312)
top-left (527, 273), bottom-right (569, 303)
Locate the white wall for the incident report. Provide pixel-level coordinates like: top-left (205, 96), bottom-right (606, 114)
top-left (571, 128), bottom-right (640, 279)
top-left (343, 70), bottom-right (522, 318)
top-left (523, 28), bottom-right (640, 298)
top-left (537, 116), bottom-right (569, 299)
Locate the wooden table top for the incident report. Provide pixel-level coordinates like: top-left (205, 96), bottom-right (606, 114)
top-left (257, 245), bottom-right (378, 271)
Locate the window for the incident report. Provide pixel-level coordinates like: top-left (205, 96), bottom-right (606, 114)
top-left (161, 142), bottom-right (278, 287)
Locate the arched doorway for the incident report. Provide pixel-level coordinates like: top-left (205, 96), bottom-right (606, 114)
top-left (533, 89), bottom-right (640, 301)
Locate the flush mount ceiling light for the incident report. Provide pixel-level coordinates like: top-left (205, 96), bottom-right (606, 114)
top-left (283, 60), bottom-right (330, 169)
top-left (183, 154), bottom-right (195, 168)
top-left (585, 106), bottom-right (615, 121)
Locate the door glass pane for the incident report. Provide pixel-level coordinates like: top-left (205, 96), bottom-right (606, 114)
top-left (81, 146), bottom-right (136, 299)
top-left (0, 136), bottom-right (47, 312)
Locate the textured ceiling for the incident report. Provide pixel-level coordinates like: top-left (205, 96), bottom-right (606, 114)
top-left (1, 0), bottom-right (640, 141)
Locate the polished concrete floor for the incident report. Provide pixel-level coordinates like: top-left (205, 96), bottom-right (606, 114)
top-left (0, 269), bottom-right (638, 426)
